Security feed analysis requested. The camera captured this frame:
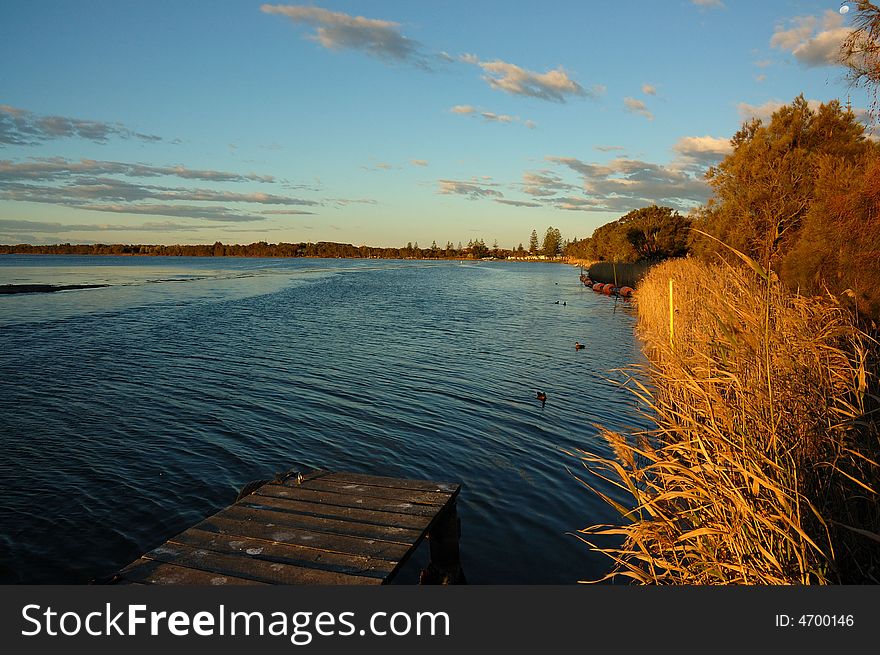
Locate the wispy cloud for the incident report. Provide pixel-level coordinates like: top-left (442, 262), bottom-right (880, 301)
top-left (0, 218), bottom-right (213, 234)
top-left (495, 198), bottom-right (541, 208)
top-left (641, 83), bottom-right (657, 96)
top-left (0, 158), bottom-right (275, 183)
top-left (0, 157), bottom-right (323, 223)
top-left (480, 111), bottom-right (514, 123)
top-left (545, 155), bottom-right (710, 212)
top-left (361, 162), bottom-right (394, 171)
top-left (770, 10), bottom-right (851, 67)
top-left (460, 57), bottom-right (599, 102)
top-left (692, 0), bottom-right (724, 8)
top-left (594, 145), bottom-right (625, 152)
top-left (450, 105), bottom-right (476, 115)
top-left (78, 204), bottom-right (268, 222)
top-left (623, 97), bottom-right (654, 120)
top-left (260, 4), bottom-right (426, 66)
top-left (410, 159), bottom-right (428, 167)
top-left (449, 105), bottom-right (536, 128)
top-left (438, 179), bottom-right (503, 200)
top-left (326, 197), bottom-right (378, 207)
top-left (260, 208), bottom-right (316, 215)
top-left (0, 105), bottom-right (162, 146)
top-left (520, 171), bottom-right (577, 197)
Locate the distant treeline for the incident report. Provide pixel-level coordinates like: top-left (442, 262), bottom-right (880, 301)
top-left (0, 239), bottom-right (545, 260)
top-left (1, 225), bottom-right (577, 262)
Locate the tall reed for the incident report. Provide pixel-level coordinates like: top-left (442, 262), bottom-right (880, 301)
top-left (573, 256), bottom-right (880, 584)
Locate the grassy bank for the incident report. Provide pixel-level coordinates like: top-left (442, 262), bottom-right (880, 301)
top-left (573, 257), bottom-right (880, 584)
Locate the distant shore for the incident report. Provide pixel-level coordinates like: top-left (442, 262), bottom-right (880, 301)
top-left (0, 284), bottom-right (109, 295)
top-left (0, 241), bottom-right (570, 262)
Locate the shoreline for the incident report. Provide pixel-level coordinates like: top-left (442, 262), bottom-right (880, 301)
top-left (0, 284), bottom-right (110, 295)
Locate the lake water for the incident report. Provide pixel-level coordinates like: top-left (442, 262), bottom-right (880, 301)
top-left (0, 255), bottom-right (648, 584)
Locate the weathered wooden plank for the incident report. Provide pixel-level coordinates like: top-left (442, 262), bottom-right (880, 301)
top-left (194, 513), bottom-right (412, 561)
top-left (142, 542), bottom-right (381, 585)
top-left (253, 484), bottom-right (440, 517)
top-left (321, 471), bottom-right (460, 494)
top-left (238, 494), bottom-right (433, 530)
top-left (293, 479), bottom-right (452, 505)
top-left (114, 470), bottom-right (463, 585)
top-left (169, 528), bottom-right (395, 578)
top-left (116, 558), bottom-right (266, 586)
top-left (216, 504), bottom-right (422, 544)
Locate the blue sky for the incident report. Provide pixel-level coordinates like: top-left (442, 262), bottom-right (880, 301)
top-left (0, 0), bottom-right (872, 247)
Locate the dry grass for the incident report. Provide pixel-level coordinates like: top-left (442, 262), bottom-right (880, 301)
top-left (572, 254), bottom-right (880, 584)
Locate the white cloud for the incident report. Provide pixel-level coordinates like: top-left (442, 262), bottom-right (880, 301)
top-left (770, 10), bottom-right (851, 67)
top-left (464, 58), bottom-right (598, 102)
top-left (642, 83), bottom-right (657, 96)
top-left (410, 159), bottom-right (428, 167)
top-left (450, 105), bottom-right (476, 115)
top-left (673, 135), bottom-right (733, 159)
top-left (260, 4), bottom-right (424, 65)
top-left (672, 135), bottom-right (733, 170)
top-left (624, 97), bottom-right (654, 120)
top-left (692, 0), bottom-right (724, 7)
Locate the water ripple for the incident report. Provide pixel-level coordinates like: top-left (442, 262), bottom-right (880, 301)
top-left (0, 257), bottom-right (649, 583)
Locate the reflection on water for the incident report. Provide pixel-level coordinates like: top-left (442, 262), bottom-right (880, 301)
top-left (0, 255), bottom-right (648, 583)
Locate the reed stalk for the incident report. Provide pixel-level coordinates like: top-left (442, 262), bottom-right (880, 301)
top-left (572, 255), bottom-right (880, 584)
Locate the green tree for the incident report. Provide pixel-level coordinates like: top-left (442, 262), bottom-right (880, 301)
top-left (528, 229), bottom-right (539, 254)
top-left (695, 95), bottom-right (870, 269)
top-left (542, 226), bottom-right (562, 257)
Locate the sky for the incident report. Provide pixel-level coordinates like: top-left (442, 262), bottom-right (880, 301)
top-left (0, 0), bottom-right (874, 248)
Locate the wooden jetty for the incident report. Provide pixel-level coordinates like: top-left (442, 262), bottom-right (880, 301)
top-left (108, 470), bottom-right (464, 585)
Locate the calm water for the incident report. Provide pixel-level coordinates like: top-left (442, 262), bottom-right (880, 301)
top-left (0, 255), bottom-right (647, 584)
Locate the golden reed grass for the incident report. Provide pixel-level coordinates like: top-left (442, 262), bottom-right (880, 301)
top-left (572, 254), bottom-right (880, 584)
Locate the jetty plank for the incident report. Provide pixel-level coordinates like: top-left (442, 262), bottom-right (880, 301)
top-left (110, 470), bottom-right (463, 585)
top-left (193, 513), bottom-right (412, 560)
top-left (291, 479), bottom-right (453, 506)
top-left (169, 528), bottom-right (395, 578)
top-left (253, 484), bottom-right (440, 517)
top-left (142, 542), bottom-right (380, 585)
top-left (216, 504), bottom-right (423, 544)
top-left (238, 493), bottom-right (434, 530)
top-left (116, 558), bottom-right (266, 586)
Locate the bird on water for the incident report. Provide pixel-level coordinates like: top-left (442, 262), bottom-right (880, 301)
top-left (536, 391), bottom-right (547, 402)
top-left (575, 342), bottom-right (585, 350)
